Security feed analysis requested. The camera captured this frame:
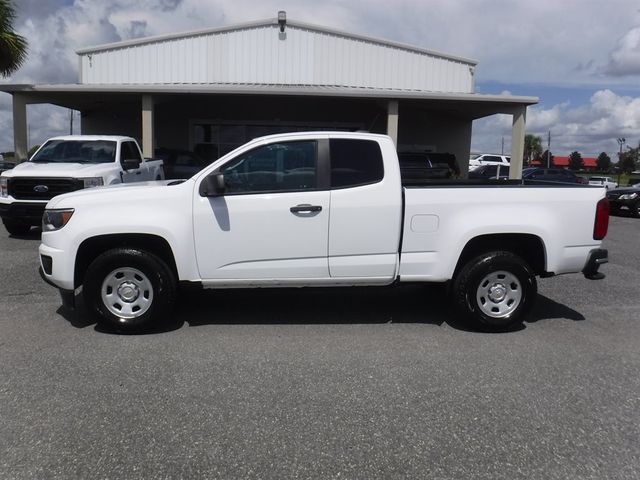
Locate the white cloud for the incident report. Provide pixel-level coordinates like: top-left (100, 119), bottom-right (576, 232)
top-left (472, 90), bottom-right (640, 158)
top-left (604, 26), bottom-right (640, 76)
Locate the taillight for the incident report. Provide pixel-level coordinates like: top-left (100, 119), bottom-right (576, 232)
top-left (593, 197), bottom-right (609, 240)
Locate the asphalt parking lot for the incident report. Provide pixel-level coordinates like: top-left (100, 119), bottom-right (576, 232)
top-left (1, 216), bottom-right (639, 479)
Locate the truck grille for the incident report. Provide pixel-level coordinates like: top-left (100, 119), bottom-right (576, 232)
top-left (8, 177), bottom-right (83, 200)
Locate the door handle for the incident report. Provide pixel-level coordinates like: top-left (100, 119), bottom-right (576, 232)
top-left (135, 171), bottom-right (142, 175)
top-left (290, 204), bottom-right (322, 213)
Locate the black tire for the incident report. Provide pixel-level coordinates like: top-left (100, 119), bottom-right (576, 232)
top-left (3, 219), bottom-right (31, 236)
top-left (452, 251), bottom-right (537, 331)
top-left (83, 248), bottom-right (176, 333)
top-left (632, 201), bottom-right (640, 218)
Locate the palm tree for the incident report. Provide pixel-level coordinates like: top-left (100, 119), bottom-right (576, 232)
top-left (524, 134), bottom-right (543, 166)
top-left (0, 0), bottom-right (27, 77)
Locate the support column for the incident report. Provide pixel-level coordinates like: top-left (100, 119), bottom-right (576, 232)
top-left (12, 94), bottom-right (28, 162)
top-left (141, 94), bottom-right (154, 158)
top-left (509, 106), bottom-right (526, 179)
top-left (387, 100), bottom-right (399, 147)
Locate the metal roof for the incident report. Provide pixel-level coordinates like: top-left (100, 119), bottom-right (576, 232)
top-left (76, 17), bottom-right (477, 65)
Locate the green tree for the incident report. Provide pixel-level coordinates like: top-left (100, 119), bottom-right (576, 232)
top-left (0, 0), bottom-right (27, 77)
top-left (524, 134), bottom-right (543, 165)
top-left (618, 147), bottom-right (638, 174)
top-left (596, 152), bottom-right (612, 172)
top-left (540, 149), bottom-right (554, 167)
top-left (568, 151), bottom-right (584, 171)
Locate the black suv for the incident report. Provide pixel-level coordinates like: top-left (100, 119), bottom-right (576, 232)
top-left (607, 184), bottom-right (640, 217)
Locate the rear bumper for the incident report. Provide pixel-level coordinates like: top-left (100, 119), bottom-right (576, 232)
top-left (0, 201), bottom-right (46, 225)
top-left (582, 248), bottom-right (608, 280)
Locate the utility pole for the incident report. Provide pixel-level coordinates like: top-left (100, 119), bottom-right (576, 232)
top-left (501, 136), bottom-right (504, 155)
top-left (617, 137), bottom-right (626, 185)
top-left (69, 109), bottom-right (73, 135)
top-left (547, 131), bottom-right (551, 168)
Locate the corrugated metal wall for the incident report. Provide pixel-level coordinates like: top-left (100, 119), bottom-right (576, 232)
top-left (80, 24), bottom-right (474, 93)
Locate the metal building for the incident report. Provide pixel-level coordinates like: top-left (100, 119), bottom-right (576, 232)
top-left (1, 13), bottom-right (537, 176)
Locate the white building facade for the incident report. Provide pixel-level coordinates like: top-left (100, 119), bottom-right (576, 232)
top-left (2, 14), bottom-right (536, 176)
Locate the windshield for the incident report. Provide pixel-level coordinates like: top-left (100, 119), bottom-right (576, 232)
top-left (30, 140), bottom-right (116, 164)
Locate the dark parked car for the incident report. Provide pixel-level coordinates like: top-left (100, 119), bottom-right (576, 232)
top-left (398, 152), bottom-right (460, 182)
top-left (522, 167), bottom-right (587, 184)
top-left (154, 148), bottom-right (209, 179)
top-left (468, 164), bottom-right (510, 180)
top-left (607, 184), bottom-right (640, 217)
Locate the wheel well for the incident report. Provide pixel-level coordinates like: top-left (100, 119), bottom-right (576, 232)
top-left (74, 234), bottom-right (178, 288)
top-left (454, 234), bottom-right (546, 276)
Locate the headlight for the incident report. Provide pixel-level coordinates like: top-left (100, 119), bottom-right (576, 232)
top-left (619, 192), bottom-right (638, 200)
top-left (80, 177), bottom-right (104, 188)
top-left (42, 208), bottom-right (74, 231)
top-left (0, 177), bottom-right (7, 198)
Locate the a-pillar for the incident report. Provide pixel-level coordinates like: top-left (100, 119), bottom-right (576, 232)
top-left (141, 94), bottom-right (154, 158)
top-left (387, 100), bottom-right (399, 148)
top-left (12, 94), bottom-right (28, 162)
top-left (509, 105), bottom-right (526, 179)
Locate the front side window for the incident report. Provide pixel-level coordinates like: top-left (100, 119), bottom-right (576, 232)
top-left (221, 141), bottom-right (317, 194)
top-left (330, 139), bottom-right (384, 188)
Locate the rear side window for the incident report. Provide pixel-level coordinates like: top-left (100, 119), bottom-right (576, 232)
top-left (330, 139), bottom-right (384, 188)
top-left (121, 141), bottom-right (142, 162)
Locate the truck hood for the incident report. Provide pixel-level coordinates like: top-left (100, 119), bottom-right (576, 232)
top-left (46, 179), bottom-right (189, 208)
top-left (3, 161), bottom-right (116, 178)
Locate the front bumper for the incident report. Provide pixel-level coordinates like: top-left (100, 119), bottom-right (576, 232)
top-left (39, 241), bottom-right (75, 290)
top-left (582, 248), bottom-right (608, 280)
top-left (0, 201), bottom-right (46, 225)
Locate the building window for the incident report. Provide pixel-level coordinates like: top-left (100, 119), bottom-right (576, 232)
top-left (193, 123), bottom-right (355, 164)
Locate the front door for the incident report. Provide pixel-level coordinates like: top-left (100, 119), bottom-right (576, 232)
top-left (193, 139), bottom-right (330, 281)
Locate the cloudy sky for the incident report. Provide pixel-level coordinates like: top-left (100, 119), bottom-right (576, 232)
top-left (2, 0), bottom-right (640, 158)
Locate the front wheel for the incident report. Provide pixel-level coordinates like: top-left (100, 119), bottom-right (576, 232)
top-left (83, 248), bottom-right (176, 333)
top-left (452, 251), bottom-right (537, 331)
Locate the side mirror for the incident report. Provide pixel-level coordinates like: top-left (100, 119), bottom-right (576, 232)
top-left (199, 172), bottom-right (226, 197)
top-left (122, 158), bottom-right (141, 171)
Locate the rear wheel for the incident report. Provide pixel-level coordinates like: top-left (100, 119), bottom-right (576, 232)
top-left (83, 248), bottom-right (176, 333)
top-left (3, 219), bottom-right (31, 236)
top-left (452, 251), bottom-right (537, 331)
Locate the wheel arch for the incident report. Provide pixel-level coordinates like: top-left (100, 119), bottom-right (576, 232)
top-left (453, 233), bottom-right (547, 277)
top-left (74, 233), bottom-right (178, 289)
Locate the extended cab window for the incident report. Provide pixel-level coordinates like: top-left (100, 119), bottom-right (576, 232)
top-left (121, 141), bottom-right (142, 162)
top-left (330, 139), bottom-right (384, 188)
top-left (221, 141), bottom-right (317, 194)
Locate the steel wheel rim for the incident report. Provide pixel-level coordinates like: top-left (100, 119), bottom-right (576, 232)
top-left (476, 270), bottom-right (522, 318)
top-left (101, 267), bottom-right (154, 320)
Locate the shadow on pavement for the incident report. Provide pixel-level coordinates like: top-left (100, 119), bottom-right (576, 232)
top-left (527, 294), bottom-right (585, 323)
top-left (56, 286), bottom-right (586, 335)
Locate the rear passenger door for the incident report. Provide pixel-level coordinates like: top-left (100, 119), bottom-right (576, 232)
top-left (328, 138), bottom-right (402, 280)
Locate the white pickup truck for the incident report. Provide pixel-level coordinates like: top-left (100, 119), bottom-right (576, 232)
top-left (38, 132), bottom-right (609, 332)
top-left (0, 135), bottom-right (164, 235)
